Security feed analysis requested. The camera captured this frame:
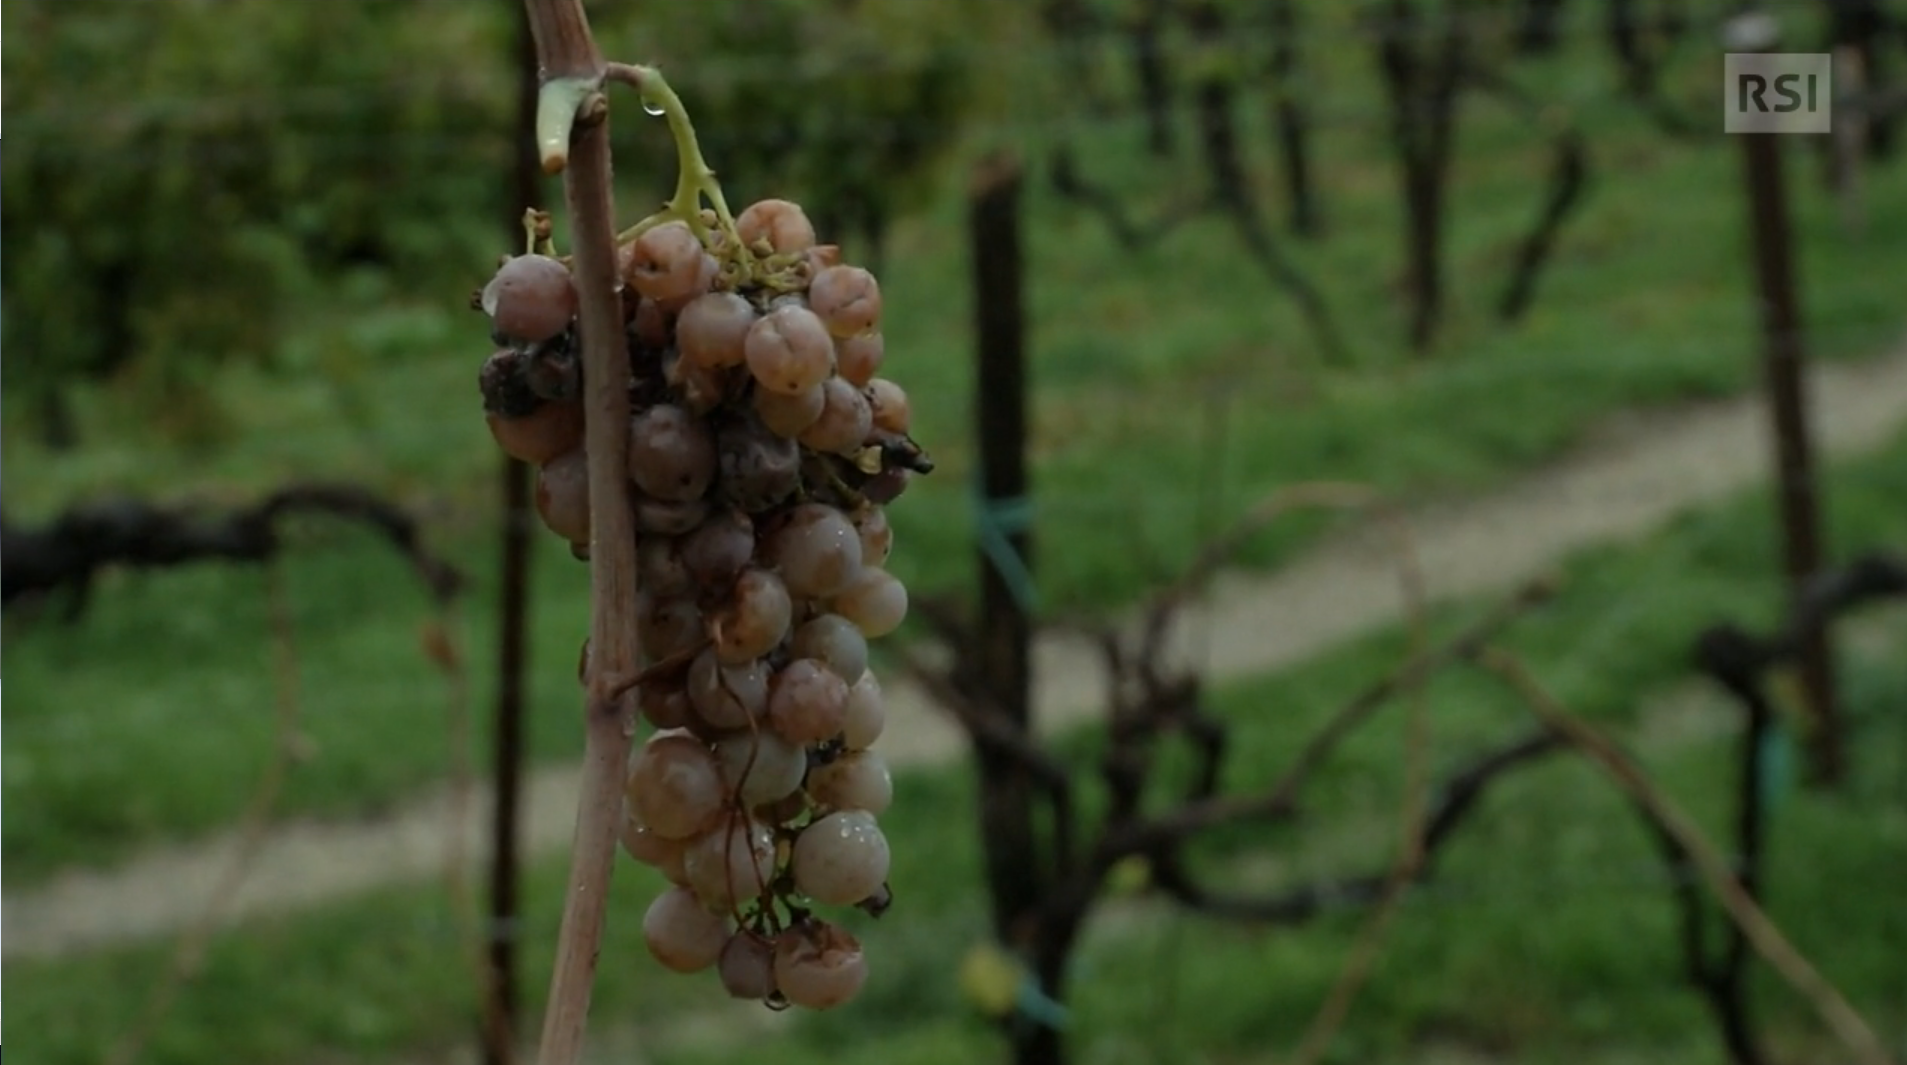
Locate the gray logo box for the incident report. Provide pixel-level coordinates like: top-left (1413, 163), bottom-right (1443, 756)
top-left (1725, 53), bottom-right (1832, 133)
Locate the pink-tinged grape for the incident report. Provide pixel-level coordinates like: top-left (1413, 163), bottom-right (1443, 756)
top-left (643, 885), bottom-right (730, 974)
top-left (638, 536), bottom-right (695, 598)
top-left (805, 244), bottom-right (843, 273)
top-left (633, 297), bottom-right (672, 350)
top-left (753, 381), bottom-right (826, 438)
top-left (687, 649), bottom-right (768, 732)
top-left (851, 506), bottom-right (893, 567)
top-left (629, 404), bottom-right (717, 502)
top-left (483, 254), bottom-right (576, 343)
top-left (792, 810), bottom-right (890, 905)
top-left (864, 378), bottom-right (911, 434)
top-left (710, 568), bottom-right (793, 665)
top-left (685, 815), bottom-right (778, 910)
top-left (807, 265), bottom-right (882, 338)
top-left (679, 508), bottom-right (755, 589)
top-left (487, 402), bottom-right (583, 465)
top-left (737, 198), bottom-right (818, 255)
top-left (535, 449), bottom-right (590, 543)
top-left (635, 493), bottom-right (710, 536)
top-left (716, 417), bottom-right (801, 513)
top-left (841, 671), bottom-right (886, 750)
top-left (637, 592), bottom-right (704, 662)
top-left (766, 503), bottom-right (864, 600)
top-left (626, 732), bottom-right (727, 840)
top-left (718, 931), bottom-right (778, 1001)
top-left (833, 567), bottom-right (908, 638)
top-left (745, 305), bottom-right (834, 395)
top-left (623, 221), bottom-right (708, 304)
top-left (789, 614), bottom-right (868, 684)
top-left (660, 253), bottom-right (719, 312)
top-left (678, 292), bottom-right (756, 370)
top-left (796, 377), bottom-right (874, 456)
top-left (834, 332), bottom-right (884, 387)
top-left (619, 803), bottom-right (691, 883)
top-left (774, 922), bottom-right (868, 1010)
top-left (713, 730), bottom-right (808, 807)
top-left (666, 352), bottom-right (729, 415)
top-left (639, 680), bottom-right (694, 732)
top-left (767, 659), bottom-right (850, 745)
top-left (807, 750), bottom-right (893, 815)
top-left (860, 469), bottom-right (911, 506)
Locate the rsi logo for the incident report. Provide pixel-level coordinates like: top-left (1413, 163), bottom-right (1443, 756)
top-left (1737, 72), bottom-right (1821, 114)
top-left (1724, 54), bottom-right (1832, 133)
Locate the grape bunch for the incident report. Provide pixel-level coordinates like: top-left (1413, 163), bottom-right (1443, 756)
top-left (476, 197), bottom-right (929, 1011)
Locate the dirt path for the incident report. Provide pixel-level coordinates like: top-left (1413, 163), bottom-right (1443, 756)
top-left (8, 347), bottom-right (1907, 962)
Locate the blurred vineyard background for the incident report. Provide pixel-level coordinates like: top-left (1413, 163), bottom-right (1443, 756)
top-left (4, 0), bottom-right (1906, 1063)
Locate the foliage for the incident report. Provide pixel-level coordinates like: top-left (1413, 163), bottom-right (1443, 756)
top-left (596, 0), bottom-right (1023, 249)
top-left (0, 0), bottom-right (511, 443)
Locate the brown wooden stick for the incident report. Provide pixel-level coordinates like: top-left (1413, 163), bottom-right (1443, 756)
top-left (1482, 649), bottom-right (1897, 1065)
top-left (519, 3), bottom-right (640, 1064)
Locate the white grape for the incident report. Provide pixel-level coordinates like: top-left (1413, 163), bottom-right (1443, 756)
top-left (643, 885), bottom-right (730, 973)
top-left (712, 730), bottom-right (808, 808)
top-left (685, 815), bottom-right (779, 910)
top-left (807, 751), bottom-right (893, 815)
top-left (792, 810), bottom-right (890, 906)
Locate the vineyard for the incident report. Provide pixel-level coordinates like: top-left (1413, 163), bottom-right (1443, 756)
top-left (5, 1), bottom-right (1907, 1064)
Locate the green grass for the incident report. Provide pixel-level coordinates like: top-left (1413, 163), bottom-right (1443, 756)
top-left (6, 24), bottom-right (1906, 879)
top-left (13, 430), bottom-right (1907, 1065)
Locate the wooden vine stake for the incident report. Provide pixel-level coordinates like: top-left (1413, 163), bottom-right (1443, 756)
top-left (520, 1), bottom-right (639, 1062)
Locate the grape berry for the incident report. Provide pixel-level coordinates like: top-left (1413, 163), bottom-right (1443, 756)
top-left (477, 197), bottom-right (929, 1011)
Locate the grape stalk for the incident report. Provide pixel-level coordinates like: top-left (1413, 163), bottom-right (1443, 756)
top-left (482, 7), bottom-right (930, 1050)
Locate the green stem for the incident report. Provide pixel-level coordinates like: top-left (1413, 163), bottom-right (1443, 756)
top-left (604, 64), bottom-right (750, 266)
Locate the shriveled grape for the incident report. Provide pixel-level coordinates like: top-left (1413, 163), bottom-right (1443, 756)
top-left (737, 198), bottom-right (817, 254)
top-left (796, 377), bottom-right (874, 456)
top-left (745, 305), bottom-right (834, 395)
top-left (624, 221), bottom-right (708, 304)
top-left (774, 921), bottom-right (868, 1010)
top-left (807, 265), bottom-right (882, 338)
